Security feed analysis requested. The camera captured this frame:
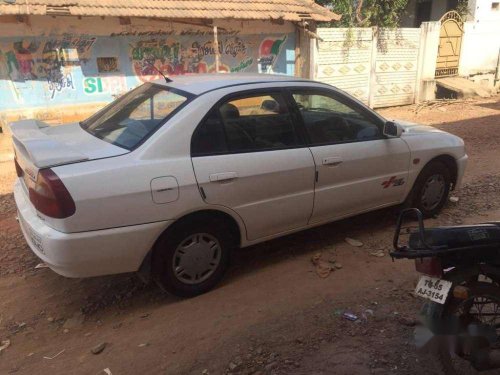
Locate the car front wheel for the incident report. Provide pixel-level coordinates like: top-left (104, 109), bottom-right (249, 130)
top-left (152, 219), bottom-right (232, 297)
top-left (411, 161), bottom-right (452, 218)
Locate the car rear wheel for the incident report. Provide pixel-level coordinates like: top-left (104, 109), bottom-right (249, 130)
top-left (411, 161), bottom-right (452, 218)
top-left (152, 219), bottom-right (233, 297)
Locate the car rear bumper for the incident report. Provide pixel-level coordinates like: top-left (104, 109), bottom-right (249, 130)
top-left (13, 179), bottom-right (170, 278)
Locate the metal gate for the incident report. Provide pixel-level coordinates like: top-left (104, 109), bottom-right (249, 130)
top-left (435, 11), bottom-right (463, 77)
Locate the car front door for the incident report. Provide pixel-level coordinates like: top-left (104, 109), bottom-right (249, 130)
top-left (191, 89), bottom-right (316, 241)
top-left (289, 89), bottom-right (411, 224)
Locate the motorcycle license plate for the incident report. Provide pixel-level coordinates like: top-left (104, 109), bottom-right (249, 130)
top-left (414, 276), bottom-right (452, 304)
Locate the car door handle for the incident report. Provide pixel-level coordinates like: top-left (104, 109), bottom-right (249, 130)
top-left (322, 157), bottom-right (343, 166)
top-left (209, 172), bottom-right (238, 182)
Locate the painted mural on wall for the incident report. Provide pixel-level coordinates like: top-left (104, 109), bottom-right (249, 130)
top-left (0, 35), bottom-right (95, 81)
top-left (129, 35), bottom-right (287, 82)
top-left (0, 31), bottom-right (295, 116)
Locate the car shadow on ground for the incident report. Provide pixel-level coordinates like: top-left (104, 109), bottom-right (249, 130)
top-left (57, 206), bottom-right (402, 316)
top-left (227, 205), bottom-right (399, 281)
top-left (5, 159), bottom-right (498, 319)
top-left (2, 101), bottom-right (499, 318)
top-left (475, 101), bottom-right (500, 111)
top-left (7, 154), bottom-right (495, 318)
top-left (70, 205), bottom-right (402, 317)
top-left (1, 184), bottom-right (403, 319)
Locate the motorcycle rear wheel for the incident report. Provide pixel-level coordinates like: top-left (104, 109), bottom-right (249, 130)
top-left (428, 282), bottom-right (500, 375)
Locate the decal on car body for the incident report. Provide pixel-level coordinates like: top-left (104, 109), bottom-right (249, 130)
top-left (381, 176), bottom-right (405, 189)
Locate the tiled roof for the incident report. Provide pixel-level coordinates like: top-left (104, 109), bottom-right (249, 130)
top-left (0, 0), bottom-right (340, 22)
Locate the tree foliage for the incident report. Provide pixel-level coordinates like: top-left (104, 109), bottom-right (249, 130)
top-left (317, 0), bottom-right (409, 28)
top-left (454, 0), bottom-right (470, 19)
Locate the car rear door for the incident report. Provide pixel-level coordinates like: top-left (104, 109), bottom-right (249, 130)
top-left (288, 88), bottom-right (410, 224)
top-left (191, 89), bottom-right (315, 241)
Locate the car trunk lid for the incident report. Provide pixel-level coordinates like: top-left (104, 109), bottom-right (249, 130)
top-left (10, 119), bottom-right (129, 198)
top-left (10, 119), bottom-right (128, 180)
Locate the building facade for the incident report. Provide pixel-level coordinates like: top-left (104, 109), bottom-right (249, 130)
top-left (402, 0), bottom-right (499, 88)
top-left (459, 0), bottom-right (500, 80)
top-left (401, 0), bottom-right (461, 27)
top-left (0, 1), bottom-right (338, 129)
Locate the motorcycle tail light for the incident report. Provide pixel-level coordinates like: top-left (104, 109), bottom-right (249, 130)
top-left (452, 286), bottom-right (470, 300)
top-left (415, 257), bottom-right (443, 277)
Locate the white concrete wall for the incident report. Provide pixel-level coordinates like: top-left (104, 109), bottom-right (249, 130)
top-left (314, 24), bottom-right (437, 107)
top-left (468, 0), bottom-right (500, 21)
top-left (459, 0), bottom-right (500, 75)
top-left (315, 28), bottom-right (373, 104)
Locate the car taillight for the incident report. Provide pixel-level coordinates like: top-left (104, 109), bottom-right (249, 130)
top-left (415, 257), bottom-right (443, 277)
top-left (14, 158), bottom-right (23, 177)
top-left (29, 169), bottom-right (75, 219)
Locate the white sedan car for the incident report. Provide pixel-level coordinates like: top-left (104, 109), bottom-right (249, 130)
top-left (10, 74), bottom-right (467, 296)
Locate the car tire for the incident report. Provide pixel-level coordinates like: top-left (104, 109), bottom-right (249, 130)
top-left (410, 161), bottom-right (451, 218)
top-left (152, 218), bottom-right (233, 297)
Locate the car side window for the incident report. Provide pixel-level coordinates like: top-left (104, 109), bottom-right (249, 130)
top-left (219, 93), bottom-right (297, 153)
top-left (191, 110), bottom-right (228, 156)
top-left (129, 90), bottom-right (186, 122)
top-left (292, 92), bottom-right (382, 145)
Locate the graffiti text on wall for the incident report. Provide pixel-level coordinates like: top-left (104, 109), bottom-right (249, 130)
top-left (129, 36), bottom-right (280, 82)
top-left (0, 32), bottom-right (291, 112)
top-left (0, 35), bottom-right (96, 82)
top-left (83, 76), bottom-right (128, 97)
top-left (48, 73), bottom-right (75, 100)
top-left (111, 29), bottom-right (240, 37)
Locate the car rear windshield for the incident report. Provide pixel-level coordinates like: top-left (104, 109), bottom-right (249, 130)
top-left (80, 83), bottom-right (191, 150)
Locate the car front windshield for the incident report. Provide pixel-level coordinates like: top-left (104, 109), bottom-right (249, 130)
top-left (80, 83), bottom-right (190, 150)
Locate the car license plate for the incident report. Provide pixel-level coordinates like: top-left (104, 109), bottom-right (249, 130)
top-left (415, 276), bottom-right (452, 304)
top-left (18, 212), bottom-right (44, 254)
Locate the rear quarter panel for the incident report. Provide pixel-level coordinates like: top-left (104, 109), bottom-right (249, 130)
top-left (45, 93), bottom-right (248, 235)
top-left (48, 155), bottom-right (203, 233)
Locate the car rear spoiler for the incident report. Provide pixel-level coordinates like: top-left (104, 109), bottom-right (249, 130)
top-left (9, 119), bottom-right (89, 169)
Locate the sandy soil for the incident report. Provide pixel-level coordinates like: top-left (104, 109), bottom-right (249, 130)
top-left (0, 97), bottom-right (499, 375)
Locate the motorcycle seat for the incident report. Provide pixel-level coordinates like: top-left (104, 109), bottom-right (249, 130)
top-left (409, 223), bottom-right (500, 251)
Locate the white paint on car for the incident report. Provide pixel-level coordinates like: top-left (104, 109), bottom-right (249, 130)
top-left (9, 73), bottom-right (468, 280)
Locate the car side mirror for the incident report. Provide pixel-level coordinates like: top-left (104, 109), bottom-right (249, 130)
top-left (383, 121), bottom-right (403, 138)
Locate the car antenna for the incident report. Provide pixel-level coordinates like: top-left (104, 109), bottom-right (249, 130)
top-left (145, 60), bottom-right (172, 83)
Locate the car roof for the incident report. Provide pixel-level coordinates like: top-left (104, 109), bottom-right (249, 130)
top-left (154, 73), bottom-right (319, 95)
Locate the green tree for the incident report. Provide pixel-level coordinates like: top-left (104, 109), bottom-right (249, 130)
top-left (454, 0), bottom-right (470, 19)
top-left (317, 0), bottom-right (409, 27)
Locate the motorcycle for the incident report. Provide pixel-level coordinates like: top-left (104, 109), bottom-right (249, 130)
top-left (391, 208), bottom-right (500, 374)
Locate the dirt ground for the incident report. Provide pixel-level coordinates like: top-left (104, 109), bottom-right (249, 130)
top-left (0, 96), bottom-right (499, 375)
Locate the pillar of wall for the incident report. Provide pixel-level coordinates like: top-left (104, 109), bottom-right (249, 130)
top-left (415, 21), bottom-right (440, 102)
